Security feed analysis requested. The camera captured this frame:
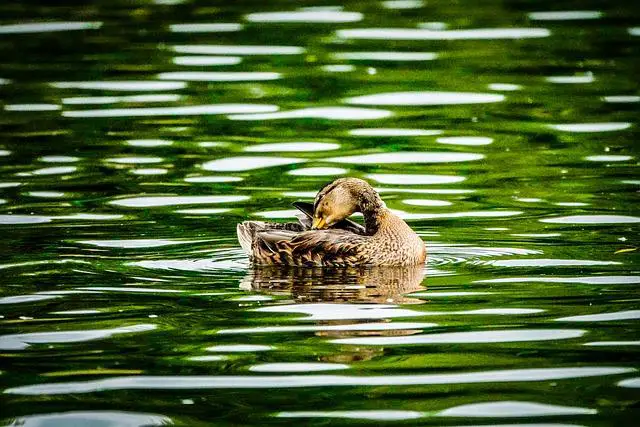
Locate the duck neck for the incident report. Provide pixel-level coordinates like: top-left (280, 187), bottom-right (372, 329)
top-left (358, 192), bottom-right (386, 235)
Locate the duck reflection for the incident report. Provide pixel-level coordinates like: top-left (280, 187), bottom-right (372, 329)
top-left (240, 265), bottom-right (426, 304)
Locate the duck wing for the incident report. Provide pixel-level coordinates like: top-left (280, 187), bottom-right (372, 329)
top-left (292, 201), bottom-right (366, 235)
top-left (251, 228), bottom-right (370, 266)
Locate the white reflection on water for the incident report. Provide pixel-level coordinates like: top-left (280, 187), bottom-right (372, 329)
top-left (77, 239), bottom-right (207, 248)
top-left (39, 155), bottom-right (80, 162)
top-left (289, 167), bottom-right (347, 176)
top-left (345, 91), bottom-right (504, 105)
top-left (556, 310), bottom-right (640, 322)
top-left (619, 377), bottom-right (640, 388)
top-left (110, 195), bottom-right (248, 208)
top-left (368, 173), bottom-right (465, 185)
top-left (157, 71), bottom-right (281, 81)
top-left (546, 73), bottom-right (595, 84)
top-left (245, 142), bottom-right (340, 152)
top-left (476, 276), bottom-right (640, 285)
top-left (337, 27), bottom-right (550, 40)
top-left (333, 51), bottom-right (437, 61)
top-left (52, 81), bottom-right (186, 91)
top-left (547, 122), bottom-right (632, 132)
top-left (246, 10), bottom-right (363, 23)
top-left (254, 209), bottom-right (300, 219)
top-left (350, 128), bottom-right (442, 136)
top-left (332, 329), bottom-right (585, 345)
top-left (403, 199), bottom-right (452, 207)
top-left (439, 401), bottom-right (596, 417)
top-left (541, 215), bottom-right (640, 224)
top-left (202, 156), bottom-right (304, 171)
top-left (603, 95), bottom-right (640, 103)
top-left (585, 341), bottom-right (640, 346)
top-left (6, 411), bottom-right (172, 427)
top-left (383, 0), bottom-right (425, 9)
top-left (393, 209), bottom-right (522, 220)
top-left (0, 324), bottom-right (156, 350)
top-left (528, 10), bottom-right (602, 20)
top-left (131, 168), bottom-right (168, 175)
top-left (172, 56), bottom-right (242, 66)
top-left (0, 21), bottom-right (102, 34)
top-left (64, 104), bottom-right (279, 118)
top-left (5, 367), bottom-right (633, 395)
top-left (20, 166), bottom-right (77, 176)
top-left (62, 94), bottom-right (182, 104)
top-left (322, 64), bottom-right (356, 73)
top-left (106, 157), bottom-right (163, 164)
top-left (228, 106), bottom-right (392, 121)
top-left (218, 322), bottom-right (437, 335)
top-left (27, 191), bottom-right (65, 198)
top-left (486, 259), bottom-right (619, 267)
top-left (176, 208), bottom-right (230, 215)
top-left (585, 155), bottom-right (632, 162)
top-left (277, 410), bottom-right (423, 420)
top-left (127, 139), bottom-right (173, 147)
top-left (327, 152), bottom-right (484, 164)
top-left (437, 136), bottom-right (494, 146)
top-left (206, 344), bottom-right (272, 352)
top-left (185, 176), bottom-right (243, 183)
top-left (0, 294), bottom-right (60, 305)
top-left (0, 213), bottom-right (114, 225)
top-left (169, 23), bottom-right (243, 32)
top-left (5, 104), bottom-right (60, 112)
top-left (488, 83), bottom-right (522, 91)
top-left (172, 44), bottom-right (305, 55)
top-left (251, 363), bottom-right (349, 373)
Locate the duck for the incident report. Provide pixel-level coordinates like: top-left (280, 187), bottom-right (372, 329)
top-left (237, 177), bottom-right (426, 267)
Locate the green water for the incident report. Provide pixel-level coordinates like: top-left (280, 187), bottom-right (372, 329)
top-left (1, 1), bottom-right (639, 425)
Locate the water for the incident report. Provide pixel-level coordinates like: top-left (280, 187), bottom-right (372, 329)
top-left (1, 0), bottom-right (639, 425)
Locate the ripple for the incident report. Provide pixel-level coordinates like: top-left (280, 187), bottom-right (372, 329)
top-left (131, 168), bottom-right (168, 175)
top-left (157, 71), bottom-right (281, 82)
top-left (333, 51), bottom-right (437, 61)
top-left (202, 156), bottom-right (304, 172)
top-left (207, 344), bottom-right (272, 352)
top-left (256, 303), bottom-right (423, 321)
top-left (5, 411), bottom-right (171, 427)
top-left (548, 122), bottom-right (632, 132)
top-left (345, 91), bottom-right (505, 106)
top-left (394, 210), bottom-right (523, 220)
top-left (22, 166), bottom-right (77, 176)
top-left (176, 208), bottom-right (230, 215)
top-left (245, 142), bottom-right (340, 152)
top-left (585, 155), bottom-right (633, 162)
top-left (172, 44), bottom-right (305, 55)
top-left (246, 10), bottom-right (362, 23)
top-left (110, 195), bottom-right (247, 207)
top-left (0, 149), bottom-right (11, 156)
top-left (585, 341), bottom-right (640, 346)
top-left (337, 27), bottom-right (551, 40)
top-left (218, 322), bottom-right (437, 335)
top-left (289, 167), bottom-right (347, 176)
top-left (541, 215), bottom-right (640, 224)
top-left (332, 329), bottom-right (585, 345)
top-left (5, 104), bottom-right (61, 112)
top-left (77, 239), bottom-right (206, 248)
top-left (169, 23), bottom-right (243, 32)
top-left (368, 173), bottom-right (466, 184)
top-left (0, 21), bottom-right (102, 34)
top-left (5, 367), bottom-right (632, 395)
top-left (487, 259), bottom-right (619, 267)
top-left (63, 94), bottom-right (182, 104)
top-left (64, 104), bottom-right (279, 118)
top-left (349, 128), bottom-right (442, 136)
top-left (228, 106), bottom-right (392, 121)
top-left (557, 310), bottom-right (640, 322)
top-left (529, 10), bottom-right (603, 20)
top-left (322, 64), bottom-right (356, 72)
top-left (52, 81), bottom-right (186, 91)
top-left (250, 363), bottom-right (349, 373)
top-left (106, 156), bottom-right (163, 164)
top-left (277, 410), bottom-right (422, 420)
top-left (0, 324), bottom-right (156, 350)
top-left (619, 377), bottom-right (640, 388)
top-left (328, 152), bottom-right (483, 164)
top-left (27, 191), bottom-right (65, 198)
top-left (439, 401), bottom-right (596, 417)
top-left (254, 209), bottom-right (300, 219)
top-left (437, 136), bottom-right (494, 146)
top-left (172, 56), bottom-right (242, 66)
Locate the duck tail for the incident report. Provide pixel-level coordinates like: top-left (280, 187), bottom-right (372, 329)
top-left (237, 221), bottom-right (261, 255)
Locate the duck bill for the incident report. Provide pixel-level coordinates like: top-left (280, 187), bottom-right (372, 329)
top-left (311, 217), bottom-right (327, 229)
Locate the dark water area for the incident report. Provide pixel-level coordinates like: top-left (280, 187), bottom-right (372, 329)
top-left (1, 0), bottom-right (639, 425)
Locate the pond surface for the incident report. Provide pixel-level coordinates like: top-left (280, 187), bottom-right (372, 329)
top-left (1, 0), bottom-right (639, 425)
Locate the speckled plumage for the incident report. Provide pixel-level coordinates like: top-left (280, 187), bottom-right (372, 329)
top-left (237, 178), bottom-right (426, 267)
